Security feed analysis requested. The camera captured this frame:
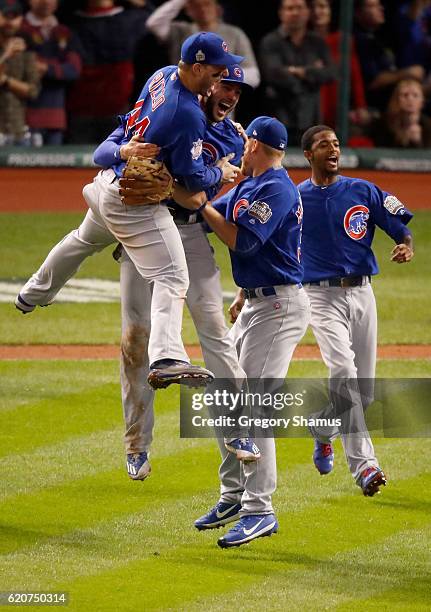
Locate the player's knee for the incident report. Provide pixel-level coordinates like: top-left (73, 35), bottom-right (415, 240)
top-left (82, 183), bottom-right (94, 206)
top-left (329, 364), bottom-right (357, 379)
top-left (121, 324), bottom-right (150, 368)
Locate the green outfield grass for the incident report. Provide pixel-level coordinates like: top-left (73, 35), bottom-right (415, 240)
top-left (1, 210), bottom-right (430, 345)
top-left (0, 359), bottom-right (430, 611)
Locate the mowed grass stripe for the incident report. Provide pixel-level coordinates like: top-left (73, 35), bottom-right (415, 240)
top-left (0, 412), bottom-right (215, 502)
top-left (0, 382), bottom-right (182, 457)
top-left (1, 436), bottom-right (429, 537)
top-left (1, 439), bottom-right (429, 584)
top-left (1, 472), bottom-right (429, 604)
top-left (0, 360), bottom-right (119, 412)
top-left (11, 477), bottom-right (430, 611)
top-left (178, 526), bottom-right (431, 612)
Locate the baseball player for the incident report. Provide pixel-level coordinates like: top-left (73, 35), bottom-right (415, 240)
top-left (15, 65), bottom-right (260, 478)
top-left (15, 31), bottom-right (243, 389)
top-left (105, 66), bottom-right (261, 478)
top-left (174, 116), bottom-right (310, 548)
top-left (298, 124), bottom-right (414, 496)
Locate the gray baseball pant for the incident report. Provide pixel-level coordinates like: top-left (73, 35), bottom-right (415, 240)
top-left (120, 222), bottom-right (246, 454)
top-left (305, 282), bottom-right (379, 481)
top-left (218, 285), bottom-right (310, 515)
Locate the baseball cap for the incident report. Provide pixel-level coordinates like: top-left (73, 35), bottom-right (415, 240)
top-left (221, 64), bottom-right (253, 91)
top-left (181, 32), bottom-right (244, 67)
top-left (0, 0), bottom-right (23, 16)
top-left (245, 116), bottom-right (288, 151)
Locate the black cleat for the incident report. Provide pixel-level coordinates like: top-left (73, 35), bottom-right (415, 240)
top-left (147, 360), bottom-right (214, 390)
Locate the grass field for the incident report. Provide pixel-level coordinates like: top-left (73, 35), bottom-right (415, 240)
top-left (1, 204), bottom-right (430, 611)
top-left (0, 359), bottom-right (430, 611)
top-left (1, 210), bottom-right (431, 344)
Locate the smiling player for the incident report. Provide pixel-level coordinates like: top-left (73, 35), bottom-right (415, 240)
top-left (299, 124), bottom-right (414, 496)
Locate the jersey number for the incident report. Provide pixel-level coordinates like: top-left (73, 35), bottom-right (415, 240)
top-left (125, 100), bottom-right (151, 138)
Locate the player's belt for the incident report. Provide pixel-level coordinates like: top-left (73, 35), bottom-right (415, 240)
top-left (306, 275), bottom-right (371, 288)
top-left (243, 285), bottom-right (301, 299)
top-left (169, 208), bottom-right (201, 225)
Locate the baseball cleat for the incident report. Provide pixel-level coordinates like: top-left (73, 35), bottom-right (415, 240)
top-left (217, 513), bottom-right (278, 548)
top-left (126, 452), bottom-right (151, 481)
top-left (225, 438), bottom-right (261, 462)
top-left (360, 466), bottom-right (387, 496)
top-left (147, 359), bottom-right (214, 390)
top-left (194, 501), bottom-right (241, 530)
top-left (15, 294), bottom-right (36, 314)
top-left (14, 294), bottom-right (52, 314)
top-left (312, 440), bottom-right (334, 475)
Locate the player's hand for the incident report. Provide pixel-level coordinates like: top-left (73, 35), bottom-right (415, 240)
top-left (229, 290), bottom-right (245, 323)
top-left (217, 153), bottom-right (240, 184)
top-left (232, 121), bottom-right (248, 143)
top-left (391, 243), bottom-right (414, 263)
top-left (119, 134), bottom-right (160, 160)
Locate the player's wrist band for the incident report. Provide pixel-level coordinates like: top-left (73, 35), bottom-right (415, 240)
top-left (197, 200), bottom-right (208, 212)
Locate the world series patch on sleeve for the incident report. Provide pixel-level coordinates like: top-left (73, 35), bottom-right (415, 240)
top-left (119, 156), bottom-right (174, 206)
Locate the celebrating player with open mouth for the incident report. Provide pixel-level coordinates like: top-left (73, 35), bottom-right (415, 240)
top-left (299, 124), bottom-right (414, 496)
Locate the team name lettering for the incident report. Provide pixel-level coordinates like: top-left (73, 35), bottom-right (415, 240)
top-left (149, 71), bottom-right (166, 111)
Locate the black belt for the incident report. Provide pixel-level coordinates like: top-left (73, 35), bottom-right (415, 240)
top-left (307, 275), bottom-right (371, 288)
top-left (169, 208), bottom-right (200, 225)
top-left (242, 286), bottom-right (277, 299)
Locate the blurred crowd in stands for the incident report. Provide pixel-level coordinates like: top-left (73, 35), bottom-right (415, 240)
top-left (1, 0), bottom-right (431, 147)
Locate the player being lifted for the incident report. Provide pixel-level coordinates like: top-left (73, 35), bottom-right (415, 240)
top-left (15, 32), bottom-right (241, 389)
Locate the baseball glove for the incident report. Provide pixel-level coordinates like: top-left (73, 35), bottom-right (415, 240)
top-left (119, 156), bottom-right (174, 206)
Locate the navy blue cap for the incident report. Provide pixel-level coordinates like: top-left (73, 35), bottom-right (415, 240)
top-left (245, 116), bottom-right (288, 151)
top-left (0, 0), bottom-right (23, 15)
top-left (181, 32), bottom-right (244, 66)
top-left (222, 64), bottom-right (253, 91)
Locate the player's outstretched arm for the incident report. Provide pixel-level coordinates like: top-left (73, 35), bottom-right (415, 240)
top-left (173, 185), bottom-right (238, 250)
top-left (119, 134), bottom-right (160, 161)
top-left (390, 232), bottom-right (414, 263)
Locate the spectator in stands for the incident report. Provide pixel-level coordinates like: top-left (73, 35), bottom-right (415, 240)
top-left (259, 0), bottom-right (336, 145)
top-left (354, 0), bottom-right (425, 113)
top-left (21, 0), bottom-right (82, 146)
top-left (391, 1), bottom-right (431, 71)
top-left (369, 78), bottom-right (431, 147)
top-left (66, 0), bottom-right (154, 144)
top-left (145, 0), bottom-right (260, 88)
top-left (0, 0), bottom-right (40, 145)
top-left (310, 0), bottom-right (370, 129)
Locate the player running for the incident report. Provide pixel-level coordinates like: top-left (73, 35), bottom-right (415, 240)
top-left (299, 124), bottom-right (414, 496)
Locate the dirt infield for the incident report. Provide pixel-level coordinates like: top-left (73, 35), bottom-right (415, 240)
top-left (1, 168), bottom-right (430, 212)
top-left (0, 344), bottom-right (430, 360)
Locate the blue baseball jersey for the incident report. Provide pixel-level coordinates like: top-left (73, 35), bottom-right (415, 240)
top-left (100, 66), bottom-right (222, 192)
top-left (298, 175), bottom-right (413, 282)
top-left (213, 167), bottom-right (303, 288)
top-left (169, 116), bottom-right (244, 218)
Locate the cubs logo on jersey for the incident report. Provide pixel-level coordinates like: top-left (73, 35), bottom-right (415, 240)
top-left (202, 141), bottom-right (219, 163)
top-left (233, 198), bottom-right (249, 220)
top-left (344, 205), bottom-right (370, 240)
